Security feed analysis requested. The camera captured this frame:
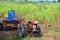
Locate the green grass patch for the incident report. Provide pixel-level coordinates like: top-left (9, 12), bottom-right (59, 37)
top-left (0, 2), bottom-right (60, 23)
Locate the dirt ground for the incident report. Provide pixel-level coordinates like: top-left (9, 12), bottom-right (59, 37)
top-left (0, 19), bottom-right (60, 40)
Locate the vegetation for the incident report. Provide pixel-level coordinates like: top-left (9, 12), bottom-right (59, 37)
top-left (0, 2), bottom-right (60, 23)
top-left (58, 0), bottom-right (60, 2)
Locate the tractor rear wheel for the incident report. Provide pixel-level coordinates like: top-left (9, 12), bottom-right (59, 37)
top-left (18, 23), bottom-right (26, 37)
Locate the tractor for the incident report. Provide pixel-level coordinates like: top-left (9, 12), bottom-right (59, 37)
top-left (18, 20), bottom-right (42, 37)
top-left (0, 10), bottom-right (42, 37)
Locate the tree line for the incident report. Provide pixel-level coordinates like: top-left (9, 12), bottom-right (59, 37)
top-left (0, 0), bottom-right (60, 2)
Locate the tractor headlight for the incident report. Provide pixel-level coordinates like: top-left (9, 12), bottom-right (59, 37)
top-left (34, 21), bottom-right (38, 25)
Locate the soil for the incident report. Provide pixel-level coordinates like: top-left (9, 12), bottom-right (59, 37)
top-left (0, 19), bottom-right (60, 40)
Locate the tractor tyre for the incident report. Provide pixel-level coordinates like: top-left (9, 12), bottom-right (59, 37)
top-left (37, 26), bottom-right (42, 37)
top-left (0, 23), bottom-right (3, 31)
top-left (18, 23), bottom-right (26, 37)
top-left (33, 25), bottom-right (42, 37)
top-left (33, 32), bottom-right (38, 37)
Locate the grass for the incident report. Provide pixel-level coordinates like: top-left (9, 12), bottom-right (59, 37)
top-left (0, 2), bottom-right (60, 23)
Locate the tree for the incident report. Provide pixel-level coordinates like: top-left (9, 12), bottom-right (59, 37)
top-left (47, 0), bottom-right (48, 2)
top-left (53, 0), bottom-right (54, 2)
top-left (58, 0), bottom-right (60, 2)
top-left (8, 0), bottom-right (10, 1)
top-left (25, 0), bottom-right (27, 2)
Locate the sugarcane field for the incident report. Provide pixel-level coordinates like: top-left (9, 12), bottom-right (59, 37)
top-left (0, 0), bottom-right (60, 40)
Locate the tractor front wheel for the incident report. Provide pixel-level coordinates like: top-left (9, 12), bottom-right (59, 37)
top-left (33, 25), bottom-right (42, 37)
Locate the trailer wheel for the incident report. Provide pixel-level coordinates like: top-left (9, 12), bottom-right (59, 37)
top-left (18, 23), bottom-right (26, 37)
top-left (0, 23), bottom-right (3, 31)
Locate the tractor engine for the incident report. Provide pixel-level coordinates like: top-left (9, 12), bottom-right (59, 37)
top-left (27, 20), bottom-right (41, 37)
top-left (30, 20), bottom-right (39, 32)
top-left (27, 20), bottom-right (39, 32)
